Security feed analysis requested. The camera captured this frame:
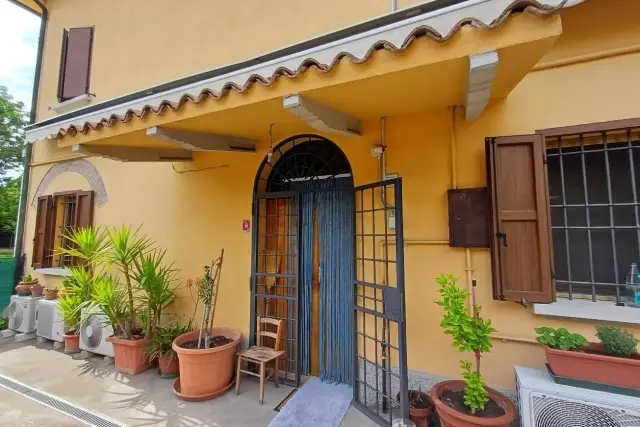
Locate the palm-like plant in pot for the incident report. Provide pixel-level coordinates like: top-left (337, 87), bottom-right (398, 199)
top-left (59, 225), bottom-right (177, 375)
top-left (172, 249), bottom-right (242, 401)
top-left (429, 274), bottom-right (516, 427)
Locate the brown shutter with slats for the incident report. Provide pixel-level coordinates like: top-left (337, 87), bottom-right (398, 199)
top-left (75, 190), bottom-right (94, 228)
top-left (486, 134), bottom-right (555, 304)
top-left (58, 27), bottom-right (94, 102)
top-left (32, 196), bottom-right (55, 268)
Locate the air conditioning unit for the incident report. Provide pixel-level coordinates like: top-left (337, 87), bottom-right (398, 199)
top-left (79, 306), bottom-right (114, 357)
top-left (515, 366), bottom-right (640, 427)
top-left (8, 295), bottom-right (42, 333)
top-left (36, 299), bottom-right (64, 342)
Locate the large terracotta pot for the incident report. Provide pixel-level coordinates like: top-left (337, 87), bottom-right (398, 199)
top-left (63, 333), bottom-right (80, 353)
top-left (15, 281), bottom-right (37, 295)
top-left (429, 381), bottom-right (516, 427)
top-left (172, 328), bottom-right (242, 400)
top-left (30, 283), bottom-right (44, 297)
top-left (544, 343), bottom-right (640, 388)
top-left (106, 336), bottom-right (152, 375)
top-left (396, 390), bottom-right (434, 427)
top-left (159, 353), bottom-right (179, 377)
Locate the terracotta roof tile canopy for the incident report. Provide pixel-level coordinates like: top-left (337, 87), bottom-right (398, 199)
top-left (25, 0), bottom-right (584, 143)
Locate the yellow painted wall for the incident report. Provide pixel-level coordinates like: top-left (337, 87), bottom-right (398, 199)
top-left (26, 0), bottom-right (640, 389)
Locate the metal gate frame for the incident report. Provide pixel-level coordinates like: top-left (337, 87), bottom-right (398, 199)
top-left (352, 178), bottom-right (409, 426)
top-left (250, 190), bottom-right (302, 387)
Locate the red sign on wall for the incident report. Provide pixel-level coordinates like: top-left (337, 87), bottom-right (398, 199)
top-left (242, 220), bottom-right (251, 233)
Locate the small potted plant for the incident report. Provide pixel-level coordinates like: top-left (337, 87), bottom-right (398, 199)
top-left (173, 250), bottom-right (242, 401)
top-left (396, 382), bottom-right (433, 427)
top-left (429, 274), bottom-right (516, 427)
top-left (145, 320), bottom-right (191, 378)
top-left (538, 325), bottom-right (640, 388)
top-left (44, 286), bottom-right (59, 300)
top-left (58, 279), bottom-right (84, 353)
top-left (15, 274), bottom-right (38, 295)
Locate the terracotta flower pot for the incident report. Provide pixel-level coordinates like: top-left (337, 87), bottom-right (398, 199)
top-left (63, 333), bottom-right (80, 353)
top-left (159, 353), bottom-right (180, 377)
top-left (15, 281), bottom-right (37, 295)
top-left (172, 328), bottom-right (242, 400)
top-left (396, 390), bottom-right (434, 427)
top-left (106, 336), bottom-right (152, 375)
top-left (44, 289), bottom-right (58, 300)
top-left (544, 343), bottom-right (640, 389)
top-left (30, 283), bottom-right (44, 297)
top-left (429, 381), bottom-right (516, 427)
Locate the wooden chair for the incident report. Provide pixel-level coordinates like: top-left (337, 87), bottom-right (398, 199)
top-left (235, 316), bottom-right (284, 404)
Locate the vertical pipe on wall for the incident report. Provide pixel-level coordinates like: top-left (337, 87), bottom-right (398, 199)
top-left (390, 0), bottom-right (397, 12)
top-left (449, 105), bottom-right (475, 309)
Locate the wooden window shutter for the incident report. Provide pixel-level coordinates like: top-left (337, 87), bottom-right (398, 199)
top-left (58, 27), bottom-right (94, 102)
top-left (32, 196), bottom-right (55, 268)
top-left (75, 190), bottom-right (94, 228)
top-left (486, 134), bottom-right (555, 304)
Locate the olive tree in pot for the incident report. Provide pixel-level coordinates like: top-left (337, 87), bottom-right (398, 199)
top-left (429, 274), bottom-right (516, 427)
top-left (173, 249), bottom-right (242, 401)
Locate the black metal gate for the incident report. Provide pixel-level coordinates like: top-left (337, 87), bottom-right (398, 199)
top-left (250, 191), bottom-right (301, 387)
top-left (352, 178), bottom-right (409, 426)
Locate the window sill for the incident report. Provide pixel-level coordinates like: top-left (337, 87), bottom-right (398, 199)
top-left (33, 268), bottom-right (71, 277)
top-left (533, 298), bottom-right (640, 325)
top-left (51, 94), bottom-right (92, 114)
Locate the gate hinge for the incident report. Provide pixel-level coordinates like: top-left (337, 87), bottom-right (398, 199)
top-left (551, 268), bottom-right (556, 280)
top-left (543, 155), bottom-right (548, 165)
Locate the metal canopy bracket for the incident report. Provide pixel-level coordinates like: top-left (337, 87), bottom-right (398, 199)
top-left (72, 144), bottom-right (192, 162)
top-left (146, 126), bottom-right (257, 152)
top-left (283, 94), bottom-right (361, 136)
top-left (464, 50), bottom-right (499, 121)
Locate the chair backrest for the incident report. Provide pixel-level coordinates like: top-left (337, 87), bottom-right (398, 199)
top-left (256, 316), bottom-right (282, 351)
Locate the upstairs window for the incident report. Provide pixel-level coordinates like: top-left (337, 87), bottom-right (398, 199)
top-left (57, 27), bottom-right (94, 102)
top-left (32, 191), bottom-right (94, 269)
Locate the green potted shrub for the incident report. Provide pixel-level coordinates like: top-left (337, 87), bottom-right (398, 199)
top-left (538, 325), bottom-right (640, 388)
top-left (15, 273), bottom-right (38, 295)
top-left (429, 274), bottom-right (515, 427)
top-left (145, 320), bottom-right (191, 378)
top-left (58, 277), bottom-right (88, 353)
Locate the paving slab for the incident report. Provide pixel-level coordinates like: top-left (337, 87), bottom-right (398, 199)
top-left (0, 340), bottom-right (379, 427)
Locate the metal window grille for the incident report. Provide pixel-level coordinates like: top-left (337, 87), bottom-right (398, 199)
top-left (546, 127), bottom-right (640, 305)
top-left (56, 194), bottom-right (77, 267)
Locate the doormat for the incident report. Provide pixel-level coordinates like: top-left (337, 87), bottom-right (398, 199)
top-left (268, 378), bottom-right (352, 427)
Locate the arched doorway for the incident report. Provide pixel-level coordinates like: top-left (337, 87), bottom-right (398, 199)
top-left (251, 135), bottom-right (354, 386)
top-left (250, 134), bottom-right (411, 425)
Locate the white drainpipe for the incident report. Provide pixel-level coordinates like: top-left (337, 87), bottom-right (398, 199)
top-left (391, 0), bottom-right (397, 12)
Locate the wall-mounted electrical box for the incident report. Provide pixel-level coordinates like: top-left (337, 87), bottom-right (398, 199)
top-left (447, 187), bottom-right (490, 248)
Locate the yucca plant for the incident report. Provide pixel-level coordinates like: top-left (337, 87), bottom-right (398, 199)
top-left (131, 249), bottom-right (178, 336)
top-left (55, 226), bottom-right (109, 267)
top-left (104, 226), bottom-right (153, 339)
top-left (90, 275), bottom-right (129, 336)
top-left (58, 278), bottom-right (87, 335)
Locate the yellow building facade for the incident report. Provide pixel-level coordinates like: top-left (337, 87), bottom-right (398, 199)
top-left (19, 0), bottom-right (640, 400)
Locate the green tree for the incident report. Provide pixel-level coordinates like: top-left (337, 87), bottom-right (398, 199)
top-left (0, 86), bottom-right (27, 176)
top-left (0, 177), bottom-right (20, 233)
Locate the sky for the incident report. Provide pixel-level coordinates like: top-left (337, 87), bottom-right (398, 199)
top-left (0, 1), bottom-right (40, 110)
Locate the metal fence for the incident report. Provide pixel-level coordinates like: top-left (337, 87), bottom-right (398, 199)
top-left (0, 257), bottom-right (16, 315)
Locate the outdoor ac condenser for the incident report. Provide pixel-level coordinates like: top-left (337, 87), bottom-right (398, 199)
top-left (35, 299), bottom-right (64, 342)
top-left (515, 365), bottom-right (640, 427)
top-left (79, 306), bottom-right (114, 357)
top-left (8, 295), bottom-right (42, 334)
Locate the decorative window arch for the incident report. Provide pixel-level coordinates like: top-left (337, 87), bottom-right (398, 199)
top-left (31, 159), bottom-right (108, 208)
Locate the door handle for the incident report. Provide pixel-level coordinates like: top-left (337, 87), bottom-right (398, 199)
top-left (496, 232), bottom-right (508, 247)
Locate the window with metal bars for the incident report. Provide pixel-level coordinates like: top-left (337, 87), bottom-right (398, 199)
top-left (32, 190), bottom-right (94, 269)
top-left (545, 123), bottom-right (640, 305)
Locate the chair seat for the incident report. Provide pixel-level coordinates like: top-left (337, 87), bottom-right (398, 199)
top-left (237, 346), bottom-right (284, 363)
